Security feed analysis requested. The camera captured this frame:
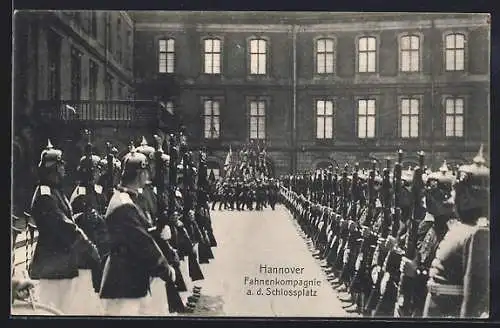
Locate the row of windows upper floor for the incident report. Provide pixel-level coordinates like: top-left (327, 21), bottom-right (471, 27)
top-left (155, 32), bottom-right (479, 75)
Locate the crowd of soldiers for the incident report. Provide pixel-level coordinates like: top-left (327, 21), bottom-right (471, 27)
top-left (11, 129), bottom-right (218, 316)
top-left (279, 147), bottom-right (489, 318)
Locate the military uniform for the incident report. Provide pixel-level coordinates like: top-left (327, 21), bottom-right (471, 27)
top-left (29, 141), bottom-right (100, 315)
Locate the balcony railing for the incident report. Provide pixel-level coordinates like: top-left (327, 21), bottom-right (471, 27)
top-left (35, 100), bottom-right (163, 127)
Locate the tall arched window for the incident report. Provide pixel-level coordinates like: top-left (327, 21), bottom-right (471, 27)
top-left (358, 36), bottom-right (377, 73)
top-left (400, 35), bottom-right (420, 72)
top-left (445, 33), bottom-right (465, 71)
top-left (158, 38), bottom-right (175, 73)
top-left (249, 38), bottom-right (267, 75)
top-left (316, 38), bottom-right (335, 74)
top-left (203, 38), bottom-right (222, 74)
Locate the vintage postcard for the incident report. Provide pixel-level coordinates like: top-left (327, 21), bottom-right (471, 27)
top-left (11, 10), bottom-right (490, 318)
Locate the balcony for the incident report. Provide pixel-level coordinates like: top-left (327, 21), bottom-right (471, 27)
top-left (34, 100), bottom-right (165, 128)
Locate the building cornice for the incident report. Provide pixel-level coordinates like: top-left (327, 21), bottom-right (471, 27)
top-left (120, 11), bottom-right (134, 28)
top-left (135, 17), bottom-right (489, 33)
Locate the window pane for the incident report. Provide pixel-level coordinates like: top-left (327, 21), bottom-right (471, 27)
top-left (213, 54), bottom-right (221, 74)
top-left (250, 54), bottom-right (258, 74)
top-left (213, 39), bottom-right (221, 52)
top-left (204, 101), bottom-right (211, 115)
top-left (401, 52), bottom-right (410, 72)
top-left (445, 99), bottom-right (454, 113)
top-left (455, 50), bottom-right (464, 70)
top-left (359, 53), bottom-right (367, 72)
top-left (258, 54), bottom-right (266, 74)
top-left (359, 38), bottom-right (367, 51)
top-left (205, 55), bottom-right (212, 74)
top-left (445, 116), bottom-right (454, 136)
top-left (455, 34), bottom-right (465, 49)
top-left (368, 53), bottom-right (376, 72)
top-left (258, 40), bottom-right (266, 53)
top-left (258, 102), bottom-right (265, 115)
top-left (317, 54), bottom-right (325, 73)
top-left (250, 102), bottom-right (258, 115)
top-left (401, 36), bottom-right (410, 50)
top-left (401, 99), bottom-right (409, 114)
top-left (325, 118), bottom-right (333, 138)
top-left (205, 39), bottom-right (213, 53)
top-left (446, 35), bottom-right (454, 49)
top-left (213, 101), bottom-right (220, 115)
top-left (358, 117), bottom-right (367, 138)
top-left (258, 119), bottom-right (265, 138)
top-left (159, 40), bottom-right (166, 52)
top-left (325, 39), bottom-right (334, 52)
top-left (325, 101), bottom-right (333, 115)
top-left (167, 39), bottom-right (175, 52)
top-left (411, 36), bottom-right (419, 50)
top-left (455, 116), bottom-right (463, 136)
top-left (401, 116), bottom-right (409, 138)
top-left (317, 117), bottom-right (325, 139)
top-left (367, 100), bottom-right (375, 115)
top-left (317, 39), bottom-right (325, 53)
top-left (410, 51), bottom-right (419, 71)
top-left (213, 117), bottom-right (220, 137)
top-left (411, 99), bottom-right (419, 114)
top-left (317, 100), bottom-right (325, 114)
top-left (159, 54), bottom-right (166, 73)
top-left (455, 99), bottom-right (464, 114)
top-left (367, 117), bottom-right (376, 138)
top-left (368, 37), bottom-right (376, 51)
top-left (325, 54), bottom-right (334, 73)
top-left (411, 117), bottom-right (419, 137)
top-left (358, 100), bottom-right (367, 115)
top-left (446, 50), bottom-right (455, 70)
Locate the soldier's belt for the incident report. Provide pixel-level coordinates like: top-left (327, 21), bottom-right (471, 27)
top-left (427, 280), bottom-right (463, 296)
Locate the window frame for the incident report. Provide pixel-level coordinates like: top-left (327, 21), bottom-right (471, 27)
top-left (202, 37), bottom-right (223, 75)
top-left (399, 33), bottom-right (423, 73)
top-left (70, 47), bottom-right (82, 101)
top-left (398, 95), bottom-right (422, 139)
top-left (443, 96), bottom-right (466, 138)
top-left (247, 36), bottom-right (270, 76)
top-left (47, 30), bottom-right (61, 101)
top-left (355, 97), bottom-right (377, 139)
top-left (443, 32), bottom-right (467, 72)
top-left (314, 36), bottom-right (336, 75)
top-left (247, 96), bottom-right (269, 141)
top-left (201, 96), bottom-right (223, 140)
top-left (314, 98), bottom-right (335, 140)
top-left (356, 35), bottom-right (378, 74)
top-left (158, 37), bottom-right (176, 74)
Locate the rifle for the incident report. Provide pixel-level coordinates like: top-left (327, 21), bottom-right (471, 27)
top-left (332, 164), bottom-right (351, 274)
top-left (104, 142), bottom-right (115, 201)
top-left (365, 159), bottom-right (392, 316)
top-left (151, 134), bottom-right (186, 313)
top-left (394, 151), bottom-right (425, 317)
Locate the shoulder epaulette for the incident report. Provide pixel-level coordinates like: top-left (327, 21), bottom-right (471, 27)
top-left (477, 217), bottom-right (489, 228)
top-left (40, 185), bottom-right (51, 195)
top-left (153, 186), bottom-right (158, 194)
top-left (138, 188), bottom-right (144, 194)
top-left (95, 185), bottom-right (103, 194)
top-left (77, 186), bottom-right (86, 195)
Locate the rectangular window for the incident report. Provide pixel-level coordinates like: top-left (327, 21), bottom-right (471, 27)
top-left (204, 38), bottom-right (221, 74)
top-left (401, 98), bottom-right (419, 138)
top-left (89, 61), bottom-right (98, 101)
top-left (203, 99), bottom-right (221, 139)
top-left (316, 100), bottom-right (334, 139)
top-left (70, 48), bottom-right (82, 101)
top-left (47, 31), bottom-right (61, 101)
top-left (159, 39), bottom-right (175, 73)
top-left (249, 39), bottom-right (267, 75)
top-left (358, 37), bottom-right (377, 73)
top-left (316, 39), bottom-right (335, 74)
top-left (445, 98), bottom-right (464, 137)
top-left (105, 73), bottom-right (113, 100)
top-left (445, 33), bottom-right (465, 71)
top-left (249, 99), bottom-right (266, 139)
top-left (400, 35), bottom-right (420, 72)
top-left (116, 18), bottom-right (122, 63)
top-left (357, 99), bottom-right (376, 138)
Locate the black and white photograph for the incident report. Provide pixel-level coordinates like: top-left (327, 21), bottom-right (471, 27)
top-left (11, 10), bottom-right (490, 318)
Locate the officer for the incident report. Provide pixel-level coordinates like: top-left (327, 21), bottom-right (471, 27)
top-left (29, 140), bottom-right (100, 315)
top-left (69, 141), bottom-right (110, 315)
top-left (99, 148), bottom-right (176, 316)
top-left (422, 146), bottom-right (489, 318)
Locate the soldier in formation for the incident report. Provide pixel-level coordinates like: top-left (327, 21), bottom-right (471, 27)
top-left (14, 129), bottom-right (219, 316)
top-left (280, 146), bottom-right (489, 318)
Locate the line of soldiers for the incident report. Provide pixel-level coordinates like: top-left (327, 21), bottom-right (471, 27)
top-left (209, 177), bottom-right (280, 212)
top-left (12, 129), bottom-right (218, 316)
top-left (280, 148), bottom-right (489, 318)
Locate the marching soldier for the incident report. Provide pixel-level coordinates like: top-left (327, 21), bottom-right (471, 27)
top-left (421, 146), bottom-right (489, 318)
top-left (99, 147), bottom-right (176, 316)
top-left (29, 140), bottom-right (100, 314)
